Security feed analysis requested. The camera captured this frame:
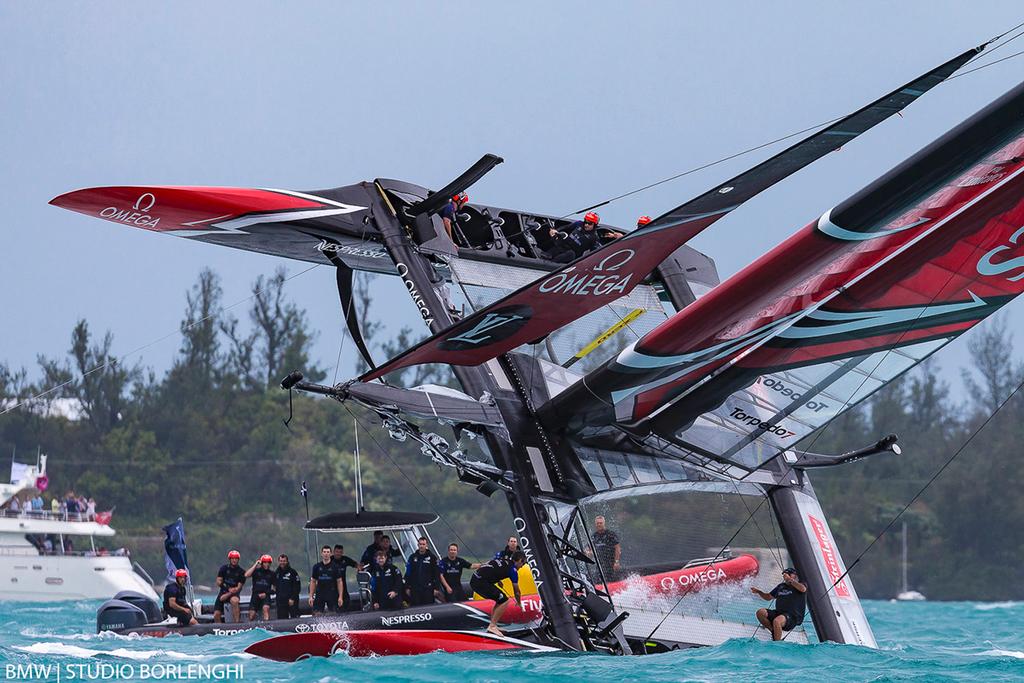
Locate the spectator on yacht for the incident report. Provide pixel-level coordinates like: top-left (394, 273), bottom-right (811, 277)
top-left (86, 498), bottom-right (96, 521)
top-left (9, 497), bottom-right (20, 514)
top-left (33, 494), bottom-right (43, 512)
top-left (50, 497), bottom-right (59, 515)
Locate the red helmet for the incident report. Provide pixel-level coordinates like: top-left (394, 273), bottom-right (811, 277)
top-left (637, 215), bottom-right (652, 227)
top-left (227, 550), bottom-right (240, 560)
top-left (175, 568), bottom-right (188, 579)
top-left (452, 192), bottom-right (468, 204)
top-left (584, 212), bottom-right (600, 225)
top-left (260, 554), bottom-right (273, 564)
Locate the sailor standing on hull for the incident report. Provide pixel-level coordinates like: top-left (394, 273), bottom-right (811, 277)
top-left (405, 537), bottom-right (441, 606)
top-left (163, 569), bottom-right (197, 626)
top-left (331, 544), bottom-right (360, 611)
top-left (213, 550), bottom-right (246, 623)
top-left (370, 550), bottom-right (404, 611)
top-left (439, 543), bottom-right (477, 603)
top-left (274, 554), bottom-right (301, 620)
top-left (469, 550), bottom-right (526, 636)
top-left (245, 555), bottom-right (276, 621)
top-left (309, 545), bottom-right (344, 614)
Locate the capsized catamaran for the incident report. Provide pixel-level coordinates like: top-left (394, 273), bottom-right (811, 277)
top-left (51, 39), bottom-right (1024, 656)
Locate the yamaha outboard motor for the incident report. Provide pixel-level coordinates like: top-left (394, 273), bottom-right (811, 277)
top-left (96, 599), bottom-right (148, 633)
top-left (112, 590), bottom-right (162, 623)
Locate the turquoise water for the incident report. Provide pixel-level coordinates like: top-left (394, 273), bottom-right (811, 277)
top-left (1, 600), bottom-right (1021, 682)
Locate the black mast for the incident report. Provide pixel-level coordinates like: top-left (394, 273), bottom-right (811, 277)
top-left (365, 182), bottom-right (583, 650)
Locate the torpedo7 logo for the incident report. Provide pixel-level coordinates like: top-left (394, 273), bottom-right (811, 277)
top-left (728, 407), bottom-right (796, 439)
top-left (438, 305), bottom-right (533, 351)
top-left (977, 225), bottom-right (1024, 282)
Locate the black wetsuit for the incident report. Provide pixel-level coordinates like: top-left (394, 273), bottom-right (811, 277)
top-left (361, 543), bottom-right (400, 567)
top-left (274, 565), bottom-right (301, 619)
top-left (469, 557), bottom-right (518, 605)
top-left (405, 550), bottom-right (440, 606)
top-left (215, 563), bottom-right (246, 613)
top-left (439, 556), bottom-right (472, 602)
top-left (767, 582), bottom-right (807, 630)
top-left (332, 554), bottom-right (359, 609)
top-left (249, 567), bottom-right (275, 616)
top-left (370, 563), bottom-right (404, 611)
top-left (311, 560), bottom-right (341, 613)
top-left (163, 582), bottom-right (191, 626)
top-left (565, 221), bottom-right (601, 257)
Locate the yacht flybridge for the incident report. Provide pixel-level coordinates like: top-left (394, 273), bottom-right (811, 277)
top-left (0, 456), bottom-right (157, 602)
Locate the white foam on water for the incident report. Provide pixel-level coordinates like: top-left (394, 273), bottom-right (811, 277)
top-left (974, 601), bottom-right (1020, 611)
top-left (977, 649), bottom-right (1024, 659)
top-left (14, 642), bottom-right (252, 661)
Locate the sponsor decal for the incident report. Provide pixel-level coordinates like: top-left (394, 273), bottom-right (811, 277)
top-left (755, 377), bottom-right (830, 413)
top-left (977, 225), bottom-right (1024, 282)
top-left (315, 239), bottom-right (387, 259)
top-left (396, 263), bottom-right (436, 327)
top-left (99, 192), bottom-right (161, 228)
top-left (816, 208), bottom-right (929, 242)
top-left (294, 620), bottom-right (348, 633)
top-left (538, 249), bottom-right (636, 297)
top-left (212, 627), bottom-right (256, 636)
top-left (957, 169), bottom-right (1008, 187)
top-left (728, 407), bottom-right (797, 439)
top-left (659, 566), bottom-right (728, 591)
top-left (380, 612), bottom-right (433, 626)
top-left (808, 514), bottom-right (851, 598)
top-left (439, 305), bottom-right (533, 351)
top-left (512, 517), bottom-right (545, 592)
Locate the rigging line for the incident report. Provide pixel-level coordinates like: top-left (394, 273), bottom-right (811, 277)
top-left (821, 373), bottom-right (1024, 600)
top-left (331, 272), bottom-right (358, 386)
top-left (342, 403), bottom-right (478, 559)
top-left (1, 263), bottom-right (322, 417)
top-left (948, 48), bottom-right (1024, 79)
top-left (563, 25), bottom-right (1024, 220)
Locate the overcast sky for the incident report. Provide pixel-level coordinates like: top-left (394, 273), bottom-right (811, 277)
top-left (2, 2), bottom-right (1022, 394)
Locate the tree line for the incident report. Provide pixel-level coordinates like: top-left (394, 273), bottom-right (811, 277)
top-left (1, 268), bottom-right (1021, 599)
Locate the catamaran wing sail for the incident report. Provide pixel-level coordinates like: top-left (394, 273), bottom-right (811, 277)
top-left (49, 184), bottom-right (393, 271)
top-left (545, 77), bottom-right (1024, 472)
top-left (361, 46), bottom-right (983, 381)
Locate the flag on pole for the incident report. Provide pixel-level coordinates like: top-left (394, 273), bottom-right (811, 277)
top-left (94, 510), bottom-right (113, 525)
top-left (162, 518), bottom-right (189, 582)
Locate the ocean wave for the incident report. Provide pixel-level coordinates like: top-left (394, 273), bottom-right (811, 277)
top-left (13, 642), bottom-right (252, 661)
top-left (974, 602), bottom-right (1020, 611)
top-left (977, 649), bottom-right (1024, 659)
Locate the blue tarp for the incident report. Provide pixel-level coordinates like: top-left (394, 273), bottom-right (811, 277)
top-left (162, 517), bottom-right (189, 583)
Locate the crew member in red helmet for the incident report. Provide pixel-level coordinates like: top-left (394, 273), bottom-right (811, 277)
top-left (440, 192), bottom-right (469, 244)
top-left (213, 550), bottom-right (246, 623)
top-left (246, 554), bottom-right (276, 621)
top-left (164, 568), bottom-right (197, 626)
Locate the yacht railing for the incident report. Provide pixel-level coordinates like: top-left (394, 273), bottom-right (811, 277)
top-left (0, 544), bottom-right (128, 557)
top-left (0, 509), bottom-right (99, 523)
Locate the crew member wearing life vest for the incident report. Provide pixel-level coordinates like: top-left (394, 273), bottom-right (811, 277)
top-left (246, 555), bottom-right (275, 621)
top-left (213, 550), bottom-right (246, 623)
top-left (163, 568), bottom-right (197, 626)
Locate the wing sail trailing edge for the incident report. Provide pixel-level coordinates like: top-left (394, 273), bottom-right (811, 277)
top-left (546, 77), bottom-right (1024, 472)
top-left (361, 46), bottom-right (983, 381)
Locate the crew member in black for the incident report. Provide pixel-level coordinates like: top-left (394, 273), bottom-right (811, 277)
top-left (213, 550), bottom-right (246, 623)
top-left (470, 551), bottom-right (525, 636)
top-left (752, 567), bottom-right (807, 641)
top-left (404, 537), bottom-right (441, 606)
top-left (245, 554), bottom-right (275, 621)
top-left (370, 550), bottom-right (404, 611)
top-left (360, 530), bottom-right (385, 567)
top-left (331, 544), bottom-right (360, 611)
top-left (439, 543), bottom-right (477, 602)
top-left (274, 554), bottom-right (301, 620)
top-left (163, 568), bottom-right (197, 626)
top-left (589, 515), bottom-right (621, 580)
top-left (309, 545), bottom-right (344, 614)
top-left (496, 535), bottom-right (518, 560)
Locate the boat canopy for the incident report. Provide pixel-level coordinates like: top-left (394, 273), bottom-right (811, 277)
top-left (303, 511), bottom-right (438, 533)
